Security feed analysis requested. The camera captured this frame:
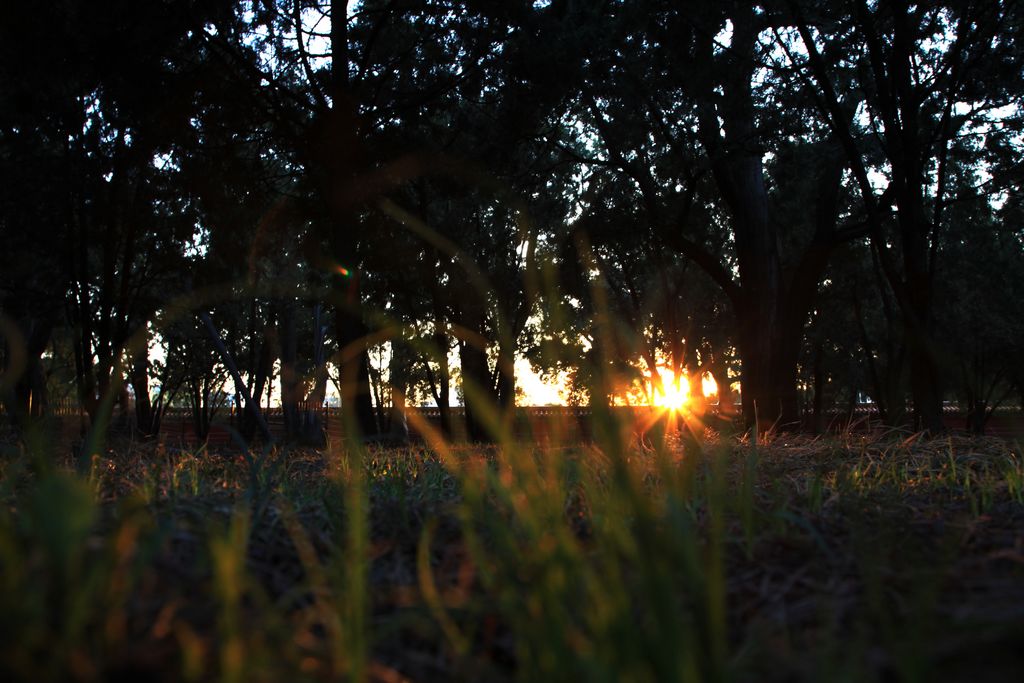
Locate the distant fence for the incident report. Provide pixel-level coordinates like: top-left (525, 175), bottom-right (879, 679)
top-left (30, 399), bottom-right (1024, 446)
top-left (42, 401), bottom-right (696, 446)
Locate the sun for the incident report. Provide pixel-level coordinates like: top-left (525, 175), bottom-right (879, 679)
top-left (652, 368), bottom-right (690, 411)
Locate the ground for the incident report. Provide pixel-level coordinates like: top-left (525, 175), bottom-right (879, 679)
top-left (1, 421), bottom-right (1023, 681)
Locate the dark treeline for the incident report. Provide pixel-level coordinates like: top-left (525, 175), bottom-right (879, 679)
top-left (2, 0), bottom-right (1023, 440)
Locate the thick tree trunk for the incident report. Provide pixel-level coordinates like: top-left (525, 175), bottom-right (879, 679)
top-left (245, 317), bottom-right (277, 440)
top-left (735, 289), bottom-right (818, 433)
top-left (899, 208), bottom-right (943, 433)
top-left (459, 300), bottom-right (497, 442)
top-left (894, 171), bottom-right (945, 432)
top-left (966, 398), bottom-right (987, 435)
top-left (296, 0), bottom-right (379, 440)
top-left (739, 319), bottom-right (796, 432)
top-left (695, 11), bottom-right (788, 432)
top-left (460, 343), bottom-right (493, 442)
top-left (900, 242), bottom-right (945, 432)
top-left (495, 339), bottom-right (516, 431)
top-left (908, 334), bottom-right (944, 433)
top-left (686, 8), bottom-right (849, 434)
top-left (772, 328), bottom-right (804, 429)
top-left (334, 301), bottom-right (378, 437)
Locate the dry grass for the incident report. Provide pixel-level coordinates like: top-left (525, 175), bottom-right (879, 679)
top-left (1, 420), bottom-right (1023, 681)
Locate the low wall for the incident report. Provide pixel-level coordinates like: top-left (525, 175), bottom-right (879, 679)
top-left (34, 402), bottom-right (1024, 447)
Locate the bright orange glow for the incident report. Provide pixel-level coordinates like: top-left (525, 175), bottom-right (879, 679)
top-left (652, 368), bottom-right (690, 411)
top-left (702, 373), bottom-right (718, 398)
top-left (649, 368), bottom-right (718, 411)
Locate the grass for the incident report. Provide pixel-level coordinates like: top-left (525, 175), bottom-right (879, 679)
top-left (1, 419), bottom-right (1023, 681)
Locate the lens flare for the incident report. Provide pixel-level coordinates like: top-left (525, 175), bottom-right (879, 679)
top-left (648, 368), bottom-right (718, 412)
top-left (652, 368), bottom-right (689, 411)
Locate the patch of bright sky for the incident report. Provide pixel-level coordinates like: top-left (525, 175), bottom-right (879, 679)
top-left (794, 9), bottom-right (1018, 208)
top-left (183, 222), bottom-right (210, 258)
top-left (152, 151), bottom-right (178, 172)
top-left (147, 344), bottom-right (571, 409)
top-left (714, 19), bottom-right (733, 53)
top-left (364, 341), bottom-right (568, 407)
top-left (515, 358), bottom-right (569, 405)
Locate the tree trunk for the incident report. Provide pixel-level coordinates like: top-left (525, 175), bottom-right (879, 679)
top-left (459, 299), bottom-right (496, 442)
top-left (4, 314), bottom-right (53, 422)
top-left (812, 341), bottom-right (825, 434)
top-left (685, 348), bottom-right (706, 417)
top-left (460, 342), bottom-right (493, 442)
top-left (304, 302), bottom-right (329, 443)
top-left (694, 11), bottom-right (787, 431)
top-left (966, 398), bottom-right (987, 435)
top-left (908, 334), bottom-right (944, 433)
top-left (334, 299), bottom-right (378, 438)
top-left (709, 359), bottom-right (735, 418)
top-left (898, 175), bottom-right (945, 432)
top-left (279, 299), bottom-right (300, 440)
top-left (435, 328), bottom-right (452, 436)
top-left (199, 311), bottom-right (273, 443)
top-left (246, 316), bottom-right (277, 440)
top-left (388, 336), bottom-right (410, 443)
top-left (130, 341), bottom-right (154, 437)
top-left (795, 2), bottom-right (948, 433)
top-left (495, 338), bottom-right (516, 429)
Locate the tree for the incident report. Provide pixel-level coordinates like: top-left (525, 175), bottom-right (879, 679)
top-left (786, 0), bottom-right (1024, 431)
top-left (0, 1), bottom-right (226, 429)
top-left (538, 2), bottom-right (853, 428)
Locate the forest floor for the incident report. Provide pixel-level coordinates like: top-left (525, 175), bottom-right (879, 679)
top-left (1, 421), bottom-right (1023, 682)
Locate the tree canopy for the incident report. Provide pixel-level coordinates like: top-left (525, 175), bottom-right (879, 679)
top-left (2, 0), bottom-right (1023, 439)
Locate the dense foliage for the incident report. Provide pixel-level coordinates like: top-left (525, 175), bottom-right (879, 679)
top-left (2, 0), bottom-right (1024, 438)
